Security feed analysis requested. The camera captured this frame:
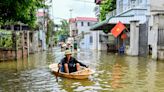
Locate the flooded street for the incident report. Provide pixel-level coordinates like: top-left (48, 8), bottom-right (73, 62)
top-left (0, 48), bottom-right (164, 92)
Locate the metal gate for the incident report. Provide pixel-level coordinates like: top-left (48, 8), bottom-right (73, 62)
top-left (158, 29), bottom-right (164, 46)
top-left (139, 24), bottom-right (148, 57)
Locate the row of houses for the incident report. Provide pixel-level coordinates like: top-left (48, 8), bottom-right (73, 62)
top-left (92, 0), bottom-right (164, 60)
top-left (68, 0), bottom-right (164, 60)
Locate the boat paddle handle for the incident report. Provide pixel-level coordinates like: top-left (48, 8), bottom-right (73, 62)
top-left (56, 67), bottom-right (60, 82)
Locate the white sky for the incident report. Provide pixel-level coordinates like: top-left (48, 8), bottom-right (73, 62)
top-left (49, 0), bottom-right (96, 24)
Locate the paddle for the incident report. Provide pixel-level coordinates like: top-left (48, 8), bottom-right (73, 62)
top-left (56, 67), bottom-right (60, 82)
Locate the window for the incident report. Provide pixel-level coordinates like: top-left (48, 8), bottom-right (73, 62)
top-left (81, 22), bottom-right (84, 26)
top-left (87, 22), bottom-right (90, 26)
top-left (119, 0), bottom-right (123, 13)
top-left (90, 36), bottom-right (93, 43)
top-left (76, 23), bottom-right (77, 27)
top-left (131, 0), bottom-right (136, 7)
top-left (139, 0), bottom-right (142, 3)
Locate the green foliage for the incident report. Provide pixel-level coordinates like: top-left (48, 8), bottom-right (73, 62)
top-left (0, 30), bottom-right (21, 48)
top-left (0, 0), bottom-right (46, 28)
top-left (60, 20), bottom-right (70, 35)
top-left (54, 20), bottom-right (69, 42)
top-left (0, 30), bottom-right (13, 48)
top-left (100, 0), bottom-right (116, 21)
top-left (46, 19), bottom-right (54, 45)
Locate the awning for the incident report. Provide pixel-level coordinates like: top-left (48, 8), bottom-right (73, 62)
top-left (90, 16), bottom-right (115, 30)
top-left (90, 15), bottom-right (147, 31)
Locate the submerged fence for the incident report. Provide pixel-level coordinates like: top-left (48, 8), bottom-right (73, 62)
top-left (0, 30), bottom-right (29, 61)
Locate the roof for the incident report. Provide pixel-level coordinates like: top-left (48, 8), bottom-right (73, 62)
top-left (69, 18), bottom-right (76, 23)
top-left (36, 12), bottom-right (44, 17)
top-left (90, 15), bottom-right (147, 30)
top-left (76, 17), bottom-right (98, 22)
top-left (90, 17), bottom-right (114, 30)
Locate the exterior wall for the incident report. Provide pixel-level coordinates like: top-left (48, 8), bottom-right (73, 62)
top-left (39, 30), bottom-right (46, 51)
top-left (76, 20), bottom-right (97, 50)
top-left (159, 15), bottom-right (164, 29)
top-left (91, 31), bottom-right (99, 50)
top-left (120, 9), bottom-right (147, 16)
top-left (127, 21), bottom-right (139, 56)
top-left (148, 0), bottom-right (164, 60)
top-left (29, 31), bottom-right (39, 53)
top-left (0, 49), bottom-right (28, 61)
top-left (0, 31), bottom-right (29, 61)
top-left (116, 0), bottom-right (147, 16)
top-left (69, 23), bottom-right (77, 36)
top-left (0, 49), bottom-right (15, 60)
top-left (98, 32), bottom-right (109, 51)
top-left (150, 0), bottom-right (164, 11)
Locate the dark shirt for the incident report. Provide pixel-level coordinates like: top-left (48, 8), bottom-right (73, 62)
top-left (59, 57), bottom-right (87, 73)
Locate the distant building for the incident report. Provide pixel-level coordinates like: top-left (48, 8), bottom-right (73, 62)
top-left (36, 9), bottom-right (47, 51)
top-left (69, 17), bottom-right (98, 50)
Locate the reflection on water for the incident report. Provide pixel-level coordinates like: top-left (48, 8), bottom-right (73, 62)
top-left (0, 48), bottom-right (164, 92)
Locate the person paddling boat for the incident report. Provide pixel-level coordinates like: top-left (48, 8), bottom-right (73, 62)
top-left (58, 50), bottom-right (88, 73)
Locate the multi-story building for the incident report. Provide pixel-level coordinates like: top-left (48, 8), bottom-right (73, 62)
top-left (69, 17), bottom-right (98, 50)
top-left (92, 0), bottom-right (164, 59)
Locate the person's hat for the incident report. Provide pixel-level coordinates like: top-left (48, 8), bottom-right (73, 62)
top-left (65, 50), bottom-right (72, 55)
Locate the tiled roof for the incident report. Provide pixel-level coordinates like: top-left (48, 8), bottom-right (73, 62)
top-left (69, 18), bottom-right (76, 23)
top-left (36, 12), bottom-right (44, 17)
top-left (76, 17), bottom-right (98, 22)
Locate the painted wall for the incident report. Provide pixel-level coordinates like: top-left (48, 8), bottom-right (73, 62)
top-left (150, 0), bottom-right (164, 11)
top-left (116, 0), bottom-right (147, 16)
top-left (76, 20), bottom-right (97, 50)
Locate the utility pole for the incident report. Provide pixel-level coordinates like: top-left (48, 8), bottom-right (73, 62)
top-left (69, 9), bottom-right (73, 18)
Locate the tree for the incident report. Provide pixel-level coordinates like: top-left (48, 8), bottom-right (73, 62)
top-left (60, 20), bottom-right (69, 34)
top-left (0, 0), bottom-right (45, 28)
top-left (99, 0), bottom-right (116, 34)
top-left (55, 20), bottom-right (69, 42)
top-left (100, 0), bottom-right (116, 21)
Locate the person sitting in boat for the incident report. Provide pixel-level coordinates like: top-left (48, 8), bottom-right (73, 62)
top-left (58, 50), bottom-right (88, 73)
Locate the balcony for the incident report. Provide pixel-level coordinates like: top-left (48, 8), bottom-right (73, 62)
top-left (117, 4), bottom-right (147, 16)
top-left (106, 10), bottom-right (117, 19)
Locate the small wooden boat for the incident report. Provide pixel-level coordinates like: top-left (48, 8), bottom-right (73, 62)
top-left (49, 63), bottom-right (94, 79)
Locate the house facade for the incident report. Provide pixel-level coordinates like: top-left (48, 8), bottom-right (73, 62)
top-left (36, 9), bottom-right (47, 51)
top-left (69, 17), bottom-right (98, 50)
top-left (93, 0), bottom-right (164, 59)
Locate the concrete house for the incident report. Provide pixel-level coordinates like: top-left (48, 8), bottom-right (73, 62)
top-left (92, 0), bottom-right (164, 60)
top-left (92, 0), bottom-right (148, 53)
top-left (69, 17), bottom-right (98, 50)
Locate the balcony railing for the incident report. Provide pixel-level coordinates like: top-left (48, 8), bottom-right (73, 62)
top-left (106, 9), bottom-right (117, 19)
top-left (117, 4), bottom-right (147, 15)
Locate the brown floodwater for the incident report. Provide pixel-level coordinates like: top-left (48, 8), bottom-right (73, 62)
top-left (0, 48), bottom-right (164, 92)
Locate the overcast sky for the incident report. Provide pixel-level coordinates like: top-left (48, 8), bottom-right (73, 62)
top-left (49, 0), bottom-right (96, 24)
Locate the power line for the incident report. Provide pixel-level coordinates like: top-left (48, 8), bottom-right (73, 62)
top-left (73, 0), bottom-right (94, 3)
